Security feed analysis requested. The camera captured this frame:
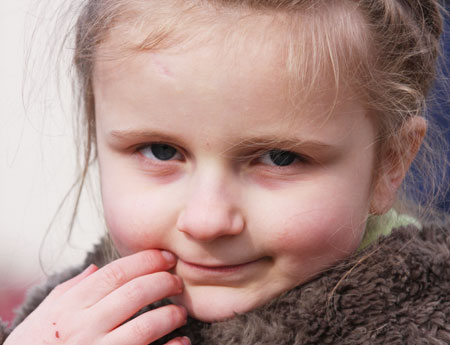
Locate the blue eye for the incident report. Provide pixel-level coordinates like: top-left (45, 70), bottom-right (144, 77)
top-left (139, 143), bottom-right (181, 161)
top-left (260, 150), bottom-right (299, 166)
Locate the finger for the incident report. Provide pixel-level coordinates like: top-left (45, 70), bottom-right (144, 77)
top-left (103, 304), bottom-right (187, 345)
top-left (165, 336), bottom-right (191, 345)
top-left (67, 250), bottom-right (177, 307)
top-left (47, 264), bottom-right (99, 299)
top-left (91, 272), bottom-right (183, 330)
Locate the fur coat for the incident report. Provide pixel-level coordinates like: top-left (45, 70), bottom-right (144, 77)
top-left (1, 223), bottom-right (449, 344)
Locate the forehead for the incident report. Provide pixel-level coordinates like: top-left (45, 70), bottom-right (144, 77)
top-left (93, 32), bottom-right (368, 153)
top-left (94, 0), bottom-right (369, 106)
top-left (92, 1), bottom-right (372, 146)
top-left (95, 19), bottom-right (288, 101)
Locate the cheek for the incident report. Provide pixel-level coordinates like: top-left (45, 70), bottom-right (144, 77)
top-left (260, 190), bottom-right (369, 274)
top-left (277, 207), bottom-right (365, 255)
top-left (102, 194), bottom-right (145, 256)
top-left (100, 175), bottom-right (177, 256)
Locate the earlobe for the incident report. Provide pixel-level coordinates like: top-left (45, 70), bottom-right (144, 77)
top-left (370, 116), bottom-right (427, 215)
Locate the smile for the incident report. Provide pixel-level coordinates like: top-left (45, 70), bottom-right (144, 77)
top-left (179, 259), bottom-right (260, 273)
top-left (175, 257), bottom-right (268, 283)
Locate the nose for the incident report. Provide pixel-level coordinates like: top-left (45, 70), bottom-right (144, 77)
top-left (176, 174), bottom-right (245, 242)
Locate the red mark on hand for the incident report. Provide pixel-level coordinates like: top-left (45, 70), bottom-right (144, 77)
top-left (55, 331), bottom-right (60, 339)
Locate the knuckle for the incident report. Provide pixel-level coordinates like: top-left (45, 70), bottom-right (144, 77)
top-left (132, 319), bottom-right (154, 340)
top-left (102, 263), bottom-right (128, 287)
top-left (122, 281), bottom-right (144, 305)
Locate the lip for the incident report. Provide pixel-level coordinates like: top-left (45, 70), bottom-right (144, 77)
top-left (175, 255), bottom-right (270, 279)
top-left (179, 259), bottom-right (260, 273)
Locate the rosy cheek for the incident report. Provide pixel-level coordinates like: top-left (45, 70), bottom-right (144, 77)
top-left (273, 206), bottom-right (366, 263)
top-left (103, 199), bottom-right (140, 256)
top-left (102, 186), bottom-right (178, 256)
top-left (101, 187), bottom-right (159, 253)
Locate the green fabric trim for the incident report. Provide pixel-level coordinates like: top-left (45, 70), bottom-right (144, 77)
top-left (358, 209), bottom-right (421, 250)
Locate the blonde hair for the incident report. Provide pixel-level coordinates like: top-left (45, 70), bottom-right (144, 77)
top-left (67, 0), bottom-right (446, 231)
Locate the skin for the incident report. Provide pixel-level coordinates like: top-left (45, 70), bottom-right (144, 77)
top-left (93, 22), bottom-right (380, 322)
top-left (4, 251), bottom-right (190, 345)
top-left (5, 9), bottom-right (426, 345)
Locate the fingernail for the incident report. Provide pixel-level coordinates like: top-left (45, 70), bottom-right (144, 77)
top-left (175, 275), bottom-right (184, 288)
top-left (161, 250), bottom-right (176, 263)
top-left (178, 305), bottom-right (188, 320)
top-left (181, 336), bottom-right (191, 345)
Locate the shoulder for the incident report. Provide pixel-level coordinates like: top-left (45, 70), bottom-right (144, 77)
top-left (325, 223), bottom-right (449, 343)
top-left (188, 223), bottom-right (450, 345)
top-left (319, 223), bottom-right (449, 344)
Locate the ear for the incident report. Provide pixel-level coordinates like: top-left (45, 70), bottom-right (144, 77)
top-left (370, 116), bottom-right (427, 215)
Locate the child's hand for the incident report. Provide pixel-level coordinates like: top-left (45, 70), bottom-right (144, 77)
top-left (4, 250), bottom-right (189, 345)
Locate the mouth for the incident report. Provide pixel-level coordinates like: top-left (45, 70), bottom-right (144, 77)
top-left (179, 259), bottom-right (260, 273)
top-left (176, 254), bottom-right (272, 276)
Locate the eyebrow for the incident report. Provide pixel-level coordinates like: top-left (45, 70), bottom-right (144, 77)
top-left (230, 137), bottom-right (334, 151)
top-left (110, 129), bottom-right (181, 143)
top-left (108, 129), bottom-right (336, 154)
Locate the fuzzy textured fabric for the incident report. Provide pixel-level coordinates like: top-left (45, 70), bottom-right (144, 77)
top-left (1, 223), bottom-right (449, 344)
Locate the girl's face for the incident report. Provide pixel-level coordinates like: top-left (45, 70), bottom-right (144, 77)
top-left (93, 23), bottom-right (379, 322)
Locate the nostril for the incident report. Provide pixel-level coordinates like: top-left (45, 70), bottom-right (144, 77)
top-left (176, 207), bottom-right (244, 241)
top-left (175, 210), bottom-right (188, 233)
top-left (230, 212), bottom-right (245, 234)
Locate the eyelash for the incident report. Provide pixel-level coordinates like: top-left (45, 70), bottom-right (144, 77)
top-left (258, 150), bottom-right (307, 167)
top-left (137, 143), bottom-right (185, 162)
top-left (135, 143), bottom-right (310, 167)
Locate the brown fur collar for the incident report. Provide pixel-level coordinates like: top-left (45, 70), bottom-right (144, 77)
top-left (2, 224), bottom-right (449, 344)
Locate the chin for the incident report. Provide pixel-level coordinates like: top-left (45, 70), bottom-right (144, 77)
top-left (170, 286), bottom-right (265, 322)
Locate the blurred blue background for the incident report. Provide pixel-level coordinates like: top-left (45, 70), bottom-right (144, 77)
top-left (425, 3), bottom-right (450, 212)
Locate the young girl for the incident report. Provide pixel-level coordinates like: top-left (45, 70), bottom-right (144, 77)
top-left (2, 0), bottom-right (449, 344)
